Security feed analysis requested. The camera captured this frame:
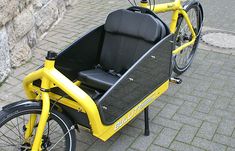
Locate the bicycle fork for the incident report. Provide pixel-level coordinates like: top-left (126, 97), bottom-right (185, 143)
top-left (24, 75), bottom-right (52, 150)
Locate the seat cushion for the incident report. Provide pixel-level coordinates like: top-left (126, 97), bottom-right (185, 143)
top-left (100, 33), bottom-right (153, 73)
top-left (105, 9), bottom-right (166, 42)
top-left (78, 69), bottom-right (119, 91)
top-left (100, 9), bottom-right (167, 73)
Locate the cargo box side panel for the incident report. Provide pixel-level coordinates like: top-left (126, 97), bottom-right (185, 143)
top-left (97, 34), bottom-right (174, 125)
top-left (55, 25), bottom-right (105, 80)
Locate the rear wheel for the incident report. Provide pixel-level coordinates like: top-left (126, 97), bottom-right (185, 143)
top-left (173, 4), bottom-right (202, 75)
top-left (0, 104), bottom-right (76, 151)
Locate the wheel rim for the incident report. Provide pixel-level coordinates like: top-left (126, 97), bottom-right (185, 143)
top-left (174, 7), bottom-right (199, 70)
top-left (0, 111), bottom-right (69, 151)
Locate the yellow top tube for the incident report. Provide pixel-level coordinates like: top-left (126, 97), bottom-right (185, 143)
top-left (140, 0), bottom-right (182, 13)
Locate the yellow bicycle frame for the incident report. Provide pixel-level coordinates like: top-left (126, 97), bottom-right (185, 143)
top-left (21, 0), bottom-right (196, 150)
top-left (140, 0), bottom-right (197, 55)
top-left (23, 58), bottom-right (169, 150)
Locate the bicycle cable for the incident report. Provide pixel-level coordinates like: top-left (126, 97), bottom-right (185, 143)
top-left (128, 0), bottom-right (134, 6)
top-left (133, 0), bottom-right (137, 6)
top-left (153, 0), bottom-right (156, 11)
top-left (148, 0), bottom-right (152, 11)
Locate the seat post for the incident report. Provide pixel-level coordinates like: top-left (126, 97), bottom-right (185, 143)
top-left (144, 106), bottom-right (150, 136)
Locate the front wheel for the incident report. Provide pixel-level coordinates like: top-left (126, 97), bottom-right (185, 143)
top-left (0, 102), bottom-right (76, 151)
top-left (173, 3), bottom-right (203, 75)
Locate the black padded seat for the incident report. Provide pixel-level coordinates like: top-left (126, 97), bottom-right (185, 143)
top-left (78, 9), bottom-right (167, 91)
top-left (78, 69), bottom-right (119, 91)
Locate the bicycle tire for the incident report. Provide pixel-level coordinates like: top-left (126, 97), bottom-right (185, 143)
top-left (173, 3), bottom-right (202, 75)
top-left (0, 102), bottom-right (76, 151)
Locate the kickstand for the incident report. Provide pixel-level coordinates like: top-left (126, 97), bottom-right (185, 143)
top-left (144, 106), bottom-right (150, 136)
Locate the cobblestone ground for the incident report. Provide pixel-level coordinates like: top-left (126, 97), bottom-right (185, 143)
top-left (1, 0), bottom-right (235, 151)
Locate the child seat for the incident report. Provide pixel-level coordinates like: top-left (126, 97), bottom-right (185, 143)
top-left (78, 9), bottom-right (167, 91)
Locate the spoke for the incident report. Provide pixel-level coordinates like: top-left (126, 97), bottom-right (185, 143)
top-left (48, 126), bottom-right (74, 151)
top-left (16, 117), bottom-right (23, 143)
top-left (0, 136), bottom-right (15, 146)
top-left (0, 131), bottom-right (18, 145)
top-left (49, 133), bottom-right (66, 142)
top-left (44, 120), bottom-right (56, 134)
top-left (0, 144), bottom-right (18, 148)
top-left (8, 120), bottom-right (24, 141)
top-left (175, 7), bottom-right (199, 69)
top-left (51, 145), bottom-right (66, 150)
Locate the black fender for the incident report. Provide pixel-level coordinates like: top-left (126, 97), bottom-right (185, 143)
top-left (182, 0), bottom-right (204, 34)
top-left (2, 100), bottom-right (42, 111)
top-left (1, 100), bottom-right (91, 129)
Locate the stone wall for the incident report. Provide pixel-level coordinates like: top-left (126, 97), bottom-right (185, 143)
top-left (0, 0), bottom-right (73, 83)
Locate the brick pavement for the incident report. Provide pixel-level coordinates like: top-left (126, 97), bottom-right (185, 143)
top-left (1, 0), bottom-right (235, 151)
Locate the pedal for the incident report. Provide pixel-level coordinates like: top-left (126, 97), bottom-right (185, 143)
top-left (170, 77), bottom-right (182, 84)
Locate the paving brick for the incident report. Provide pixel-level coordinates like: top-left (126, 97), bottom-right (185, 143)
top-left (148, 144), bottom-right (172, 151)
top-left (127, 148), bottom-right (138, 151)
top-left (177, 101), bottom-right (197, 116)
top-left (153, 128), bottom-right (178, 148)
top-left (165, 84), bottom-right (180, 96)
top-left (175, 93), bottom-right (200, 103)
top-left (175, 125), bottom-right (198, 143)
top-left (213, 96), bottom-right (231, 110)
top-left (191, 90), bottom-right (218, 101)
top-left (192, 137), bottom-right (226, 151)
top-left (76, 129), bottom-right (97, 145)
top-left (229, 97), bottom-right (235, 106)
top-left (0, 92), bottom-right (21, 103)
top-left (158, 95), bottom-right (184, 106)
top-left (152, 116), bottom-right (182, 130)
top-left (108, 132), bottom-right (121, 143)
top-left (173, 114), bottom-right (202, 127)
top-left (196, 103), bottom-right (212, 113)
top-left (130, 118), bottom-right (163, 134)
top-left (217, 119), bottom-right (235, 136)
top-left (227, 147), bottom-right (235, 151)
top-left (210, 79), bottom-right (225, 89)
top-left (177, 81), bottom-right (197, 94)
top-left (192, 111), bottom-right (221, 124)
top-left (131, 133), bottom-right (156, 151)
top-left (120, 125), bottom-right (142, 138)
top-left (151, 98), bottom-right (166, 108)
top-left (87, 139), bottom-right (112, 151)
top-left (226, 104), bottom-right (235, 113)
top-left (197, 121), bottom-right (217, 140)
top-left (170, 141), bottom-right (204, 151)
top-left (210, 109), bottom-right (235, 120)
top-left (107, 134), bottom-right (135, 151)
top-left (0, 100), bottom-right (8, 108)
top-left (213, 134), bottom-right (235, 148)
top-left (158, 104), bottom-right (179, 119)
top-left (194, 81), bottom-right (211, 91)
top-left (5, 76), bottom-right (21, 86)
top-left (16, 73), bottom-right (28, 81)
top-left (5, 84), bottom-right (23, 94)
top-left (196, 98), bottom-right (214, 113)
top-left (0, 83), bottom-right (12, 92)
top-left (76, 141), bottom-right (90, 151)
top-left (207, 88), bottom-right (234, 98)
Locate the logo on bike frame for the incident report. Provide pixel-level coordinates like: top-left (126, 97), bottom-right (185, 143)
top-left (114, 96), bottom-right (154, 131)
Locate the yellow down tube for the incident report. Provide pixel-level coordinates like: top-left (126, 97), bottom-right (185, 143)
top-left (172, 9), bottom-right (196, 55)
top-left (139, 0), bottom-right (197, 55)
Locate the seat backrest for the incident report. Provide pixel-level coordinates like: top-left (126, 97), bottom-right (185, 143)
top-left (99, 9), bottom-right (167, 74)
